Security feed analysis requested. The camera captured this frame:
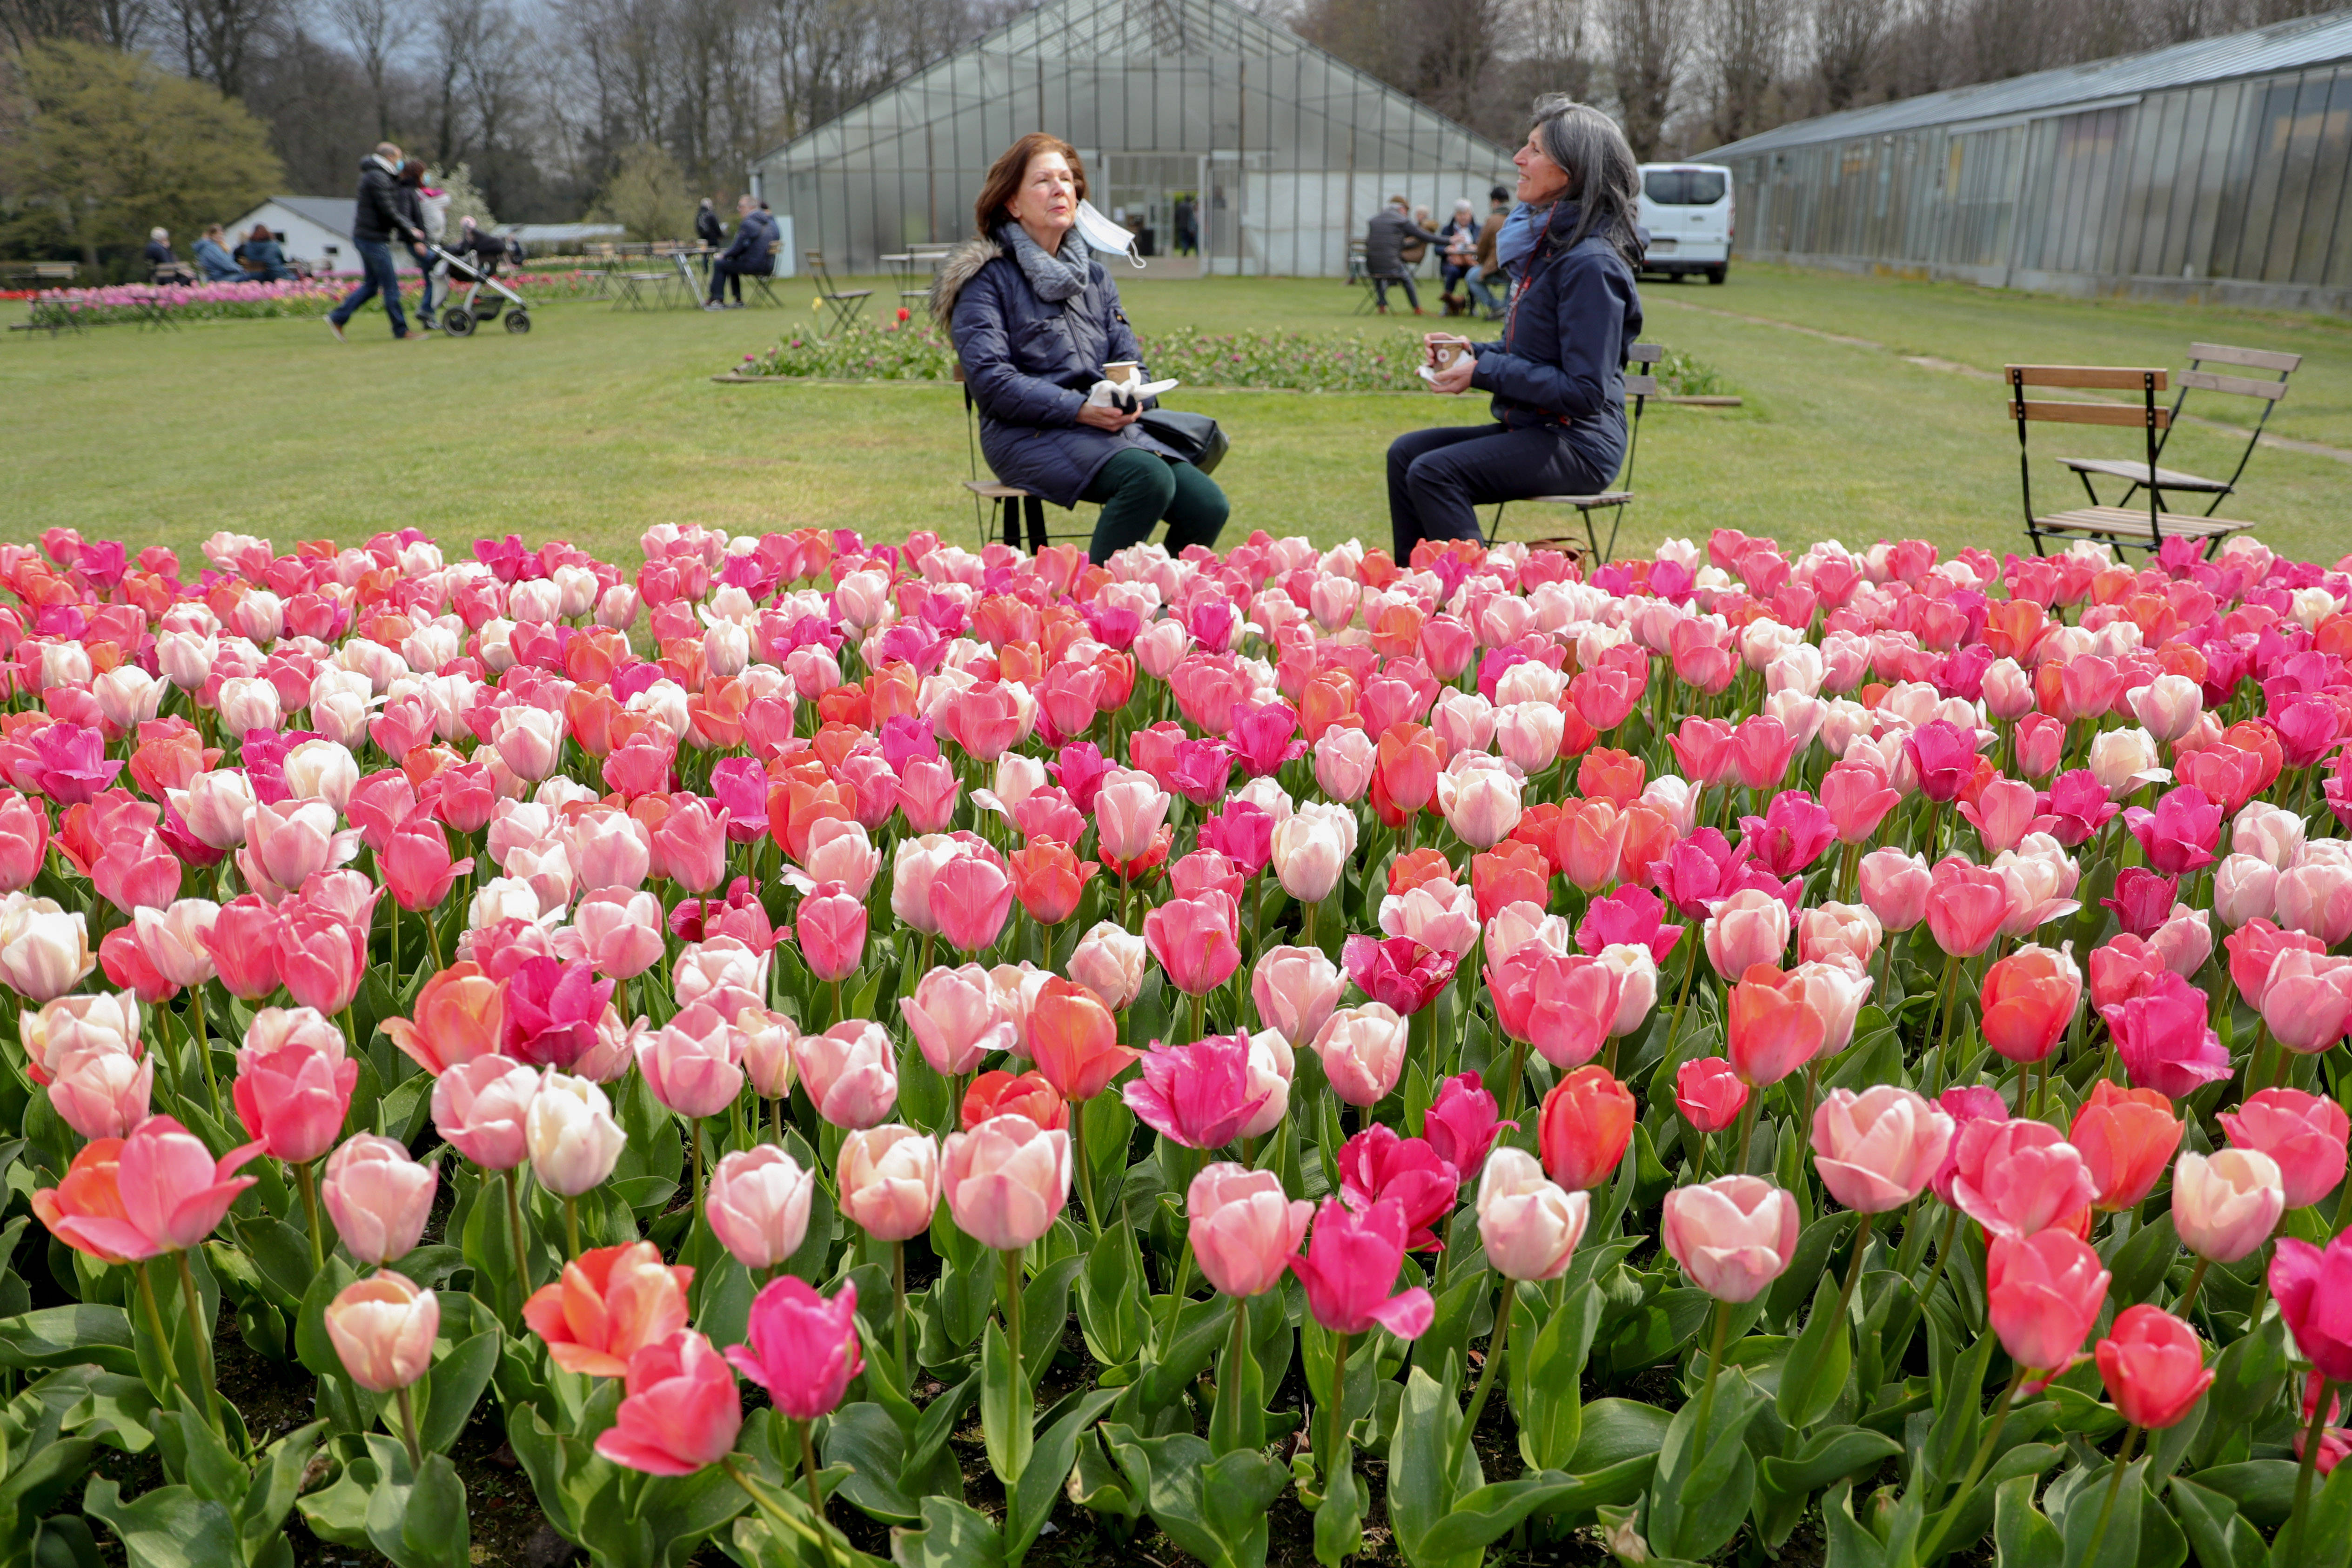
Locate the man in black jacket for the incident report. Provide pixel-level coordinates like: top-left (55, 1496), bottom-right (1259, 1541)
top-left (327, 141), bottom-right (423, 342)
top-left (1364, 195), bottom-right (1440, 315)
top-left (704, 195), bottom-right (768, 309)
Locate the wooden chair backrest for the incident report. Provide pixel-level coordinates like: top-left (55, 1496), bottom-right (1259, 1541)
top-left (2189, 342), bottom-right (2299, 375)
top-left (2004, 366), bottom-right (2171, 429)
top-left (1627, 343), bottom-right (1663, 366)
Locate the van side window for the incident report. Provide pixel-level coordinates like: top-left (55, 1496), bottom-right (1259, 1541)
top-left (1643, 170), bottom-right (1726, 206)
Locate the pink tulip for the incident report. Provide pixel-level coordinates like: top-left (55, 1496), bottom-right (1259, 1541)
top-left (837, 1124), bottom-right (941, 1241)
top-left (1094, 773), bottom-right (1173, 862)
top-left (1661, 1175), bottom-right (1800, 1302)
top-left (1312, 1002), bottom-right (1408, 1108)
top-left (2261, 950), bottom-right (2352, 1056)
top-left (1957, 777), bottom-right (2040, 856)
top-left (899, 964), bottom-right (1017, 1075)
top-left (1289, 1196), bottom-right (1435, 1337)
top-left (1475, 1147), bottom-right (1589, 1281)
top-left (239, 799), bottom-right (356, 898)
top-left (42, 1114), bottom-right (260, 1259)
top-left (382, 819), bottom-right (473, 912)
top-left (1987, 1229), bottom-right (2109, 1373)
top-left (1422, 1071), bottom-right (1507, 1179)
top-left (1924, 860), bottom-right (2010, 957)
top-left (927, 853), bottom-right (1014, 955)
top-left (430, 1054), bottom-right (540, 1170)
top-left (1674, 1056), bottom-right (1748, 1134)
top-left (705, 1145), bottom-right (815, 1270)
top-left (2109, 971), bottom-right (2233, 1100)
top-left (1251, 945), bottom-right (1346, 1049)
top-left (202, 895), bottom-right (281, 1000)
top-left (791, 1021), bottom-right (898, 1130)
top-left (649, 797), bottom-right (728, 893)
top-left (1337, 1125), bottom-right (1459, 1252)
top-left (1188, 1162), bottom-right (1312, 1297)
top-left (728, 1277), bottom-right (862, 1421)
top-left (322, 1133), bottom-right (436, 1264)
top-left (132, 899), bottom-right (219, 990)
top-left (1703, 887), bottom-right (1790, 976)
top-left (2171, 1149), bottom-right (2284, 1264)
top-left (1857, 847), bottom-right (1931, 931)
top-left (1124, 1031), bottom-right (1268, 1150)
top-left (2272, 1236), bottom-right (2352, 1383)
top-left (941, 1112), bottom-right (1069, 1251)
top-left (275, 908), bottom-right (366, 1014)
top-left (2221, 1088), bottom-right (2350, 1210)
top-left (325, 1273), bottom-right (439, 1393)
top-left (1810, 1086), bottom-right (1953, 1213)
top-left (594, 1329), bottom-right (744, 1475)
top-left (1821, 758), bottom-right (1902, 844)
top-left (574, 889), bottom-right (667, 978)
top-left (1145, 891), bottom-right (1242, 996)
top-left (1067, 920), bottom-right (1148, 1009)
top-left (233, 1043), bottom-right (358, 1164)
top-left (1798, 902), bottom-right (1882, 968)
top-left (2096, 1305), bottom-right (2213, 1430)
top-left (46, 1040), bottom-right (152, 1140)
top-left (795, 883), bottom-right (868, 984)
top-left (1950, 1119), bottom-right (2096, 1240)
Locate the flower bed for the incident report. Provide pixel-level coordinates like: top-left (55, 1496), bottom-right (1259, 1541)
top-left (734, 320), bottom-right (1733, 397)
top-left (29, 271), bottom-right (601, 325)
top-left (1, 520), bottom-right (2350, 1567)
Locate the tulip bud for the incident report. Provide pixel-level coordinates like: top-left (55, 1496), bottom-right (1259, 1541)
top-left (525, 1070), bottom-right (626, 1196)
top-left (324, 1273), bottom-right (439, 1393)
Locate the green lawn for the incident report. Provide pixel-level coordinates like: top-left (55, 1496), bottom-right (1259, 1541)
top-left (5, 262), bottom-right (2343, 569)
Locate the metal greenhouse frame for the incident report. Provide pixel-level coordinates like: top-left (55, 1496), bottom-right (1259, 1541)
top-left (751, 0), bottom-right (1516, 276)
top-left (1708, 10), bottom-right (2352, 314)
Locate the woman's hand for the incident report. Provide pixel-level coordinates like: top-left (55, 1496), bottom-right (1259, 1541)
top-left (1428, 352), bottom-right (1478, 396)
top-left (1076, 402), bottom-right (1140, 430)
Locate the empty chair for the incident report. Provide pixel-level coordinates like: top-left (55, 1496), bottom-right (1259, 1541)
top-left (2054, 341), bottom-right (2300, 516)
top-left (2005, 364), bottom-right (2259, 557)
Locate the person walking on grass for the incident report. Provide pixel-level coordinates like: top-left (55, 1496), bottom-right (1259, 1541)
top-left (327, 141), bottom-right (424, 343)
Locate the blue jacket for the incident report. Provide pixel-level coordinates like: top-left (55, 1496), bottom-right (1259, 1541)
top-left (937, 236), bottom-right (1182, 509)
top-left (1468, 201), bottom-right (1643, 478)
top-left (722, 211), bottom-right (773, 266)
top-left (194, 238), bottom-right (245, 280)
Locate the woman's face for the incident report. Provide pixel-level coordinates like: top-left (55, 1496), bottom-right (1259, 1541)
top-left (1515, 128), bottom-right (1574, 205)
top-left (1006, 151), bottom-right (1079, 237)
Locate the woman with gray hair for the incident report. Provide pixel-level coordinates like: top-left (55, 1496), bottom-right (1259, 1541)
top-left (1386, 97), bottom-right (1644, 564)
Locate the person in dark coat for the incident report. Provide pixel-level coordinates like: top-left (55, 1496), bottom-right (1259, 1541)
top-left (936, 132), bottom-right (1226, 566)
top-left (1173, 194), bottom-right (1198, 256)
top-left (236, 226), bottom-right (295, 281)
top-left (695, 198), bottom-right (726, 249)
top-left (704, 194), bottom-right (767, 308)
top-left (145, 228), bottom-right (194, 284)
top-left (1364, 195), bottom-right (1440, 315)
top-left (327, 141), bottom-right (421, 342)
top-left (395, 160), bottom-right (439, 329)
top-left (1387, 98), bottom-right (1645, 565)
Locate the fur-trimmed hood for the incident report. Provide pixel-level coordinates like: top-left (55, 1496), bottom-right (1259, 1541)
top-left (928, 237), bottom-right (1006, 327)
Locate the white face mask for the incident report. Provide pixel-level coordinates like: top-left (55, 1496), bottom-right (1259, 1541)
top-left (1074, 201), bottom-right (1145, 268)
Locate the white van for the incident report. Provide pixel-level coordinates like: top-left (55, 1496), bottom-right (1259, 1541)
top-left (1635, 163), bottom-right (1734, 284)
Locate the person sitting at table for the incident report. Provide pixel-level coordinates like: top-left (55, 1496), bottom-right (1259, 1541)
top-left (704, 194), bottom-right (768, 310)
top-left (235, 225), bottom-right (295, 281)
top-left (936, 131), bottom-right (1227, 565)
top-left (1387, 96), bottom-right (1644, 564)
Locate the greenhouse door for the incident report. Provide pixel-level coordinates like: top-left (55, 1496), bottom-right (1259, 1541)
top-left (1097, 154), bottom-right (1206, 270)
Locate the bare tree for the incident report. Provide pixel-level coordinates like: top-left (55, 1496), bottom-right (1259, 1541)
top-left (162, 0), bottom-right (282, 98)
top-left (1810, 0), bottom-right (1881, 113)
top-left (1704, 0), bottom-right (1785, 146)
top-left (1605, 0), bottom-right (1683, 159)
top-left (325, 0), bottom-right (410, 140)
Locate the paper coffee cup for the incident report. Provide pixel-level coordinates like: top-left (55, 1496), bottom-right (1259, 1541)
top-left (1424, 335), bottom-right (1468, 370)
top-left (1104, 360), bottom-right (1140, 384)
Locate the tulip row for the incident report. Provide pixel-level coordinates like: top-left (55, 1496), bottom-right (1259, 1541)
top-left (1, 521), bottom-right (2351, 1568)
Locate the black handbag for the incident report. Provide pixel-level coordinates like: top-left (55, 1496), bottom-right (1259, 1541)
top-left (1137, 408), bottom-right (1229, 476)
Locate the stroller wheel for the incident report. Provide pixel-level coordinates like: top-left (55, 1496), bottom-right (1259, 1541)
top-left (442, 307), bottom-right (476, 336)
top-left (504, 310), bottom-right (531, 335)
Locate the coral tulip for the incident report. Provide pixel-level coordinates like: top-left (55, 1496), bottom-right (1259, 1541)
top-left (523, 1240), bottom-right (694, 1378)
top-left (594, 1329), bottom-right (743, 1476)
top-left (1537, 1065), bottom-right (1635, 1191)
top-left (1978, 944), bottom-right (2080, 1065)
top-left (1987, 1230), bottom-right (2109, 1373)
top-left (382, 963), bottom-right (506, 1077)
top-left (2096, 1305), bottom-right (2212, 1428)
top-left (2069, 1079), bottom-right (2181, 1213)
top-left (1726, 963), bottom-right (1825, 1087)
top-left (1675, 1056), bottom-right (1748, 1134)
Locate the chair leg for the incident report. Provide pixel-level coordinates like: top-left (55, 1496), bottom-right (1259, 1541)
top-left (1582, 507), bottom-right (1601, 563)
top-left (1602, 502), bottom-right (1628, 564)
top-left (1024, 496), bottom-right (1047, 555)
top-left (1000, 496), bottom-right (1019, 550)
top-left (1484, 502), bottom-right (1505, 546)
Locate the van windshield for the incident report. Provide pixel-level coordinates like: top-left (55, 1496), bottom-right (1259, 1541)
top-left (1644, 169), bottom-right (1726, 206)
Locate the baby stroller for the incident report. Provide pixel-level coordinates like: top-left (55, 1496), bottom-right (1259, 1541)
top-left (425, 241), bottom-right (529, 335)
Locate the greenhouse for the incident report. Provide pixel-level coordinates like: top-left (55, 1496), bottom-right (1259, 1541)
top-left (1708, 9), bottom-right (2352, 314)
top-left (750, 0), bottom-right (1516, 276)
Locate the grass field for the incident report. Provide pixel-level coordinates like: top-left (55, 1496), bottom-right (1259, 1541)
top-left (6, 261), bottom-right (2344, 569)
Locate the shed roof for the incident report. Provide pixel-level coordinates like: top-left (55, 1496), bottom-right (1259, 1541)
top-left (1707, 7), bottom-right (2352, 159)
top-left (257, 196), bottom-right (357, 237)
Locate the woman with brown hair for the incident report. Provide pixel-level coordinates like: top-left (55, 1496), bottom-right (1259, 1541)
top-left (931, 132), bottom-right (1226, 565)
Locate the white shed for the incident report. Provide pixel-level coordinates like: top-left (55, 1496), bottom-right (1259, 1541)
top-left (220, 195), bottom-right (421, 275)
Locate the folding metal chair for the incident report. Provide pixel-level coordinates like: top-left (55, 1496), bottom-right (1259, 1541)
top-left (2055, 342), bottom-right (2300, 517)
top-left (804, 251), bottom-right (872, 335)
top-left (956, 365), bottom-right (1093, 554)
top-left (1485, 343), bottom-right (1661, 562)
top-left (743, 241), bottom-right (784, 308)
top-left (2007, 364), bottom-right (2258, 557)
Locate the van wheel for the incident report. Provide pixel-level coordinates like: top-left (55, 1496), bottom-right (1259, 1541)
top-left (1707, 266), bottom-right (1728, 285)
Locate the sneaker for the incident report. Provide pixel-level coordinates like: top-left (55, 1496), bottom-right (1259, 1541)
top-left (702, 301), bottom-right (724, 311)
top-left (324, 317), bottom-right (346, 342)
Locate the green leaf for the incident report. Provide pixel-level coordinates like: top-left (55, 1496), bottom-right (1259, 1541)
top-left (80, 1478), bottom-right (238, 1568)
top-left (1509, 1281), bottom-right (1601, 1472)
top-left (2166, 1475), bottom-right (2265, 1568)
top-left (1823, 1480), bottom-right (1890, 1568)
top-left (2058, 1461), bottom-right (2141, 1568)
top-left (1777, 1271), bottom-right (1855, 1431)
top-left (2186, 1462), bottom-right (2298, 1529)
top-left (1138, 1295), bottom-right (1229, 1414)
top-left (1102, 1423), bottom-right (1290, 1568)
top-left (295, 1453), bottom-right (380, 1548)
top-left (1004, 1387), bottom-right (1119, 1562)
top-left (419, 1331), bottom-right (498, 1455)
top-left (1386, 1367), bottom-right (1480, 1568)
top-left (978, 1320), bottom-right (1031, 1488)
top-left (1645, 1366), bottom-right (1765, 1562)
top-left (821, 1402), bottom-right (938, 1526)
top-left (1758, 1425), bottom-right (1902, 1501)
top-left (0, 1307), bottom-right (137, 1376)
top-left (1566, 1398), bottom-right (1671, 1475)
top-left (1075, 1220), bottom-right (1147, 1368)
top-left (234, 1419), bottom-right (326, 1561)
top-left (889, 1496), bottom-right (1003, 1568)
top-left (60, 1372), bottom-right (162, 1455)
top-left (1313, 1442), bottom-right (1364, 1568)
top-left (902, 1372), bottom-right (977, 1491)
top-left (362, 1438), bottom-right (469, 1568)
top-left (1769, 1210), bottom-right (1856, 1324)
top-left (1419, 1456), bottom-right (1656, 1557)
top-left (2107, 1214), bottom-right (2180, 1308)
top-left (1019, 1253), bottom-right (1082, 1389)
top-left (1993, 1471), bottom-right (2064, 1568)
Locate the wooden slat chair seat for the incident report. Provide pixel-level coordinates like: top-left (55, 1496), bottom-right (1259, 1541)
top-left (1485, 343), bottom-right (1662, 562)
top-left (2053, 342), bottom-right (2298, 516)
top-left (2007, 364), bottom-right (2258, 557)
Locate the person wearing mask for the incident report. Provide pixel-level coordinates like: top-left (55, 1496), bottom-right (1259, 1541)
top-left (936, 132), bottom-right (1227, 565)
top-left (192, 225), bottom-right (245, 281)
top-left (1364, 195), bottom-right (1439, 315)
top-left (1466, 185), bottom-right (1511, 320)
top-left (704, 194), bottom-right (768, 310)
top-left (1386, 98), bottom-right (1644, 564)
top-left (327, 141), bottom-right (422, 342)
top-left (236, 225), bottom-right (295, 281)
top-left (1437, 199), bottom-right (1480, 314)
top-left (394, 160), bottom-right (443, 331)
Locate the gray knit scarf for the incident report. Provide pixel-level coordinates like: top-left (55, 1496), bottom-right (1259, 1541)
top-left (996, 222), bottom-right (1092, 302)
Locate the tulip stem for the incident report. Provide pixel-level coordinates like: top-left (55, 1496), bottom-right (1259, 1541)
top-left (722, 1458), bottom-right (836, 1561)
top-left (798, 1419), bottom-right (831, 1537)
top-left (1689, 1298), bottom-right (1731, 1454)
top-left (2177, 1254), bottom-right (2210, 1320)
top-left (1445, 1281), bottom-right (1513, 1484)
top-left (2332, 1173), bottom-right (2352, 1239)
top-left (174, 1249), bottom-right (230, 1444)
top-left (1918, 1363), bottom-right (2024, 1561)
top-left (1732, 1094), bottom-right (1759, 1175)
top-left (1001, 1247), bottom-right (1025, 1394)
top-left (2083, 1423), bottom-right (2140, 1566)
top-left (1193, 989), bottom-right (1207, 1045)
top-left (295, 1160), bottom-right (327, 1275)
top-left (1925, 950), bottom-right (1961, 1092)
top-left (1914, 1205), bottom-right (1962, 1319)
top-left (830, 978), bottom-right (844, 1031)
top-left (1497, 1036), bottom-right (1529, 1134)
top-left (1216, 1289), bottom-right (1250, 1450)
top-left (504, 1166), bottom-right (533, 1307)
top-left (563, 1195), bottom-right (581, 1259)
top-left (1664, 939), bottom-right (1701, 1059)
top-left (690, 1119), bottom-right (707, 1220)
top-left (2292, 1377), bottom-right (2332, 1563)
top-left (135, 1258), bottom-right (191, 1405)
top-left (1070, 1101), bottom-right (1099, 1239)
top-left (1325, 1328), bottom-right (1353, 1481)
top-left (1827, 1209), bottom-right (1874, 1343)
top-left (893, 1239), bottom-right (910, 1392)
top-left (2246, 1021), bottom-right (2276, 1098)
top-left (395, 1383), bottom-right (424, 1472)
top-left (190, 984), bottom-right (221, 1121)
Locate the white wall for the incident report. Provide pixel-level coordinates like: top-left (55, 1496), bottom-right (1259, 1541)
top-left (224, 200), bottom-right (421, 274)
